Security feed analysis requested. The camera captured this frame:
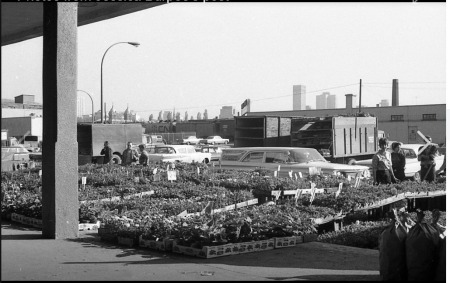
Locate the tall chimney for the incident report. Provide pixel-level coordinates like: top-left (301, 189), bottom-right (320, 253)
top-left (345, 94), bottom-right (355, 112)
top-left (392, 79), bottom-right (399, 106)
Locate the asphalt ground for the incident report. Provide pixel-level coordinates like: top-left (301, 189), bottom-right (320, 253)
top-left (1, 221), bottom-right (381, 281)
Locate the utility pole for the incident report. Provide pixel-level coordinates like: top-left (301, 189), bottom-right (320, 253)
top-left (358, 79), bottom-right (362, 113)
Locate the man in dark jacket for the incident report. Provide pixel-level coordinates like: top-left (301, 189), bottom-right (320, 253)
top-left (100, 141), bottom-right (113, 164)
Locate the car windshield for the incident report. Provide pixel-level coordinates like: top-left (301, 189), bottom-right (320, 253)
top-left (206, 136), bottom-right (214, 139)
top-left (288, 148), bottom-right (326, 163)
top-left (154, 147), bottom-right (176, 154)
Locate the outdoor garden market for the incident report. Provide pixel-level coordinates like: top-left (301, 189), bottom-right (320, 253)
top-left (1, 163), bottom-right (446, 262)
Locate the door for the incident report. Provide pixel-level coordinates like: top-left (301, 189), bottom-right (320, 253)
top-left (408, 126), bottom-right (418, 144)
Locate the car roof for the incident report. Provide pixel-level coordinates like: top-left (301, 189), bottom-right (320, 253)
top-left (223, 147), bottom-right (309, 151)
top-left (155, 144), bottom-right (195, 148)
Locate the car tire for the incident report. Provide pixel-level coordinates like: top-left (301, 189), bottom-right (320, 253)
top-left (111, 154), bottom-right (122, 165)
top-left (347, 158), bottom-right (357, 165)
top-left (203, 158), bottom-right (210, 164)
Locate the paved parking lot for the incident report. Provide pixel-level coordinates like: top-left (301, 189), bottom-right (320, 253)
top-left (1, 221), bottom-right (380, 281)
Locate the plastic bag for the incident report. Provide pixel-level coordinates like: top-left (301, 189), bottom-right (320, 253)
top-left (379, 221), bottom-right (408, 281)
top-left (405, 211), bottom-right (440, 281)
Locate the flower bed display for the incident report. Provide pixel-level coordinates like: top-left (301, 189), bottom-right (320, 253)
top-left (1, 163), bottom-right (446, 257)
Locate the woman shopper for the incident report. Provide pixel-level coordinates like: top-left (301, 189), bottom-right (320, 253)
top-left (372, 138), bottom-right (398, 184)
top-left (391, 142), bottom-right (406, 182)
top-left (419, 144), bottom-right (438, 182)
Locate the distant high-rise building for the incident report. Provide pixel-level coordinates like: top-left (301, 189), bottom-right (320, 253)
top-left (380, 99), bottom-right (390, 107)
top-left (327, 94), bottom-right (336, 109)
top-left (293, 85), bottom-right (306, 110)
top-left (219, 106), bottom-right (234, 119)
top-left (305, 105), bottom-right (312, 110)
top-left (316, 92), bottom-right (328, 110)
top-left (163, 111), bottom-right (170, 120)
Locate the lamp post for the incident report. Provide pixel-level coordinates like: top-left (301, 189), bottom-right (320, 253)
top-left (100, 41), bottom-right (140, 124)
top-left (77, 90), bottom-right (94, 124)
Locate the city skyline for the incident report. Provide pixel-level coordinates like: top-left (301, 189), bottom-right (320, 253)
top-left (1, 3), bottom-right (446, 119)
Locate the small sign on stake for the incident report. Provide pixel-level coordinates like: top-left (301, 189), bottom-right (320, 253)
top-left (288, 171), bottom-right (293, 179)
top-left (153, 168), bottom-right (158, 175)
top-left (39, 170), bottom-right (42, 177)
top-left (335, 182), bottom-right (343, 198)
top-left (274, 170), bottom-right (278, 177)
top-left (298, 172), bottom-right (303, 179)
top-left (167, 170), bottom-right (177, 181)
top-left (134, 176), bottom-right (140, 183)
top-left (309, 182), bottom-right (316, 204)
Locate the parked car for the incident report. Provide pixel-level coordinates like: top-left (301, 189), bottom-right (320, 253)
top-left (196, 145), bottom-right (229, 161)
top-left (147, 145), bottom-right (211, 164)
top-left (201, 136), bottom-right (229, 145)
top-left (353, 143), bottom-right (445, 181)
top-left (219, 147), bottom-right (369, 177)
top-left (182, 136), bottom-right (202, 145)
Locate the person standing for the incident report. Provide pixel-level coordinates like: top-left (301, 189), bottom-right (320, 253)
top-left (391, 142), bottom-right (406, 182)
top-left (372, 138), bottom-right (398, 184)
top-left (100, 141), bottom-right (113, 164)
top-left (138, 144), bottom-right (149, 166)
top-left (419, 144), bottom-right (438, 182)
top-left (122, 141), bottom-right (139, 166)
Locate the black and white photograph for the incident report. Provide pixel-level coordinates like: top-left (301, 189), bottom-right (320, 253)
top-left (1, 0), bottom-right (447, 281)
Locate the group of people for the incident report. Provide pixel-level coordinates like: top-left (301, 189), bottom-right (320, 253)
top-left (100, 141), bottom-right (149, 166)
top-left (372, 136), bottom-right (445, 185)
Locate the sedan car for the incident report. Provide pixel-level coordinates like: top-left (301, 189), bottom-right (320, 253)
top-left (353, 143), bottom-right (445, 181)
top-left (147, 145), bottom-right (212, 164)
top-left (219, 147), bottom-right (369, 177)
top-left (196, 145), bottom-right (230, 161)
top-left (201, 136), bottom-right (229, 145)
top-left (182, 136), bottom-right (202, 145)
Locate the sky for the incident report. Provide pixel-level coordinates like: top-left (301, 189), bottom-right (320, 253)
top-left (1, 2), bottom-right (447, 120)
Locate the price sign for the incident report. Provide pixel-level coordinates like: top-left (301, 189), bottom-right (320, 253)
top-left (335, 182), bottom-right (343, 198)
top-left (81, 177), bottom-right (86, 185)
top-left (271, 190), bottom-right (282, 200)
top-left (274, 170), bottom-right (278, 177)
top-left (196, 167), bottom-right (200, 176)
top-left (309, 182), bottom-right (316, 203)
top-left (298, 172), bottom-right (303, 179)
top-left (39, 170), bottom-right (42, 177)
top-left (153, 168), bottom-right (158, 175)
top-left (288, 171), bottom-right (293, 178)
top-left (167, 170), bottom-right (177, 181)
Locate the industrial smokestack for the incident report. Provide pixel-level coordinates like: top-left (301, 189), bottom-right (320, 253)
top-left (392, 79), bottom-right (399, 106)
top-left (345, 94), bottom-right (355, 112)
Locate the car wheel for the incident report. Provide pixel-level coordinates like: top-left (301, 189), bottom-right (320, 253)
top-left (203, 158), bottom-right (210, 164)
top-left (347, 158), bottom-right (357, 165)
top-left (413, 171), bottom-right (421, 182)
top-left (111, 154), bottom-right (122, 165)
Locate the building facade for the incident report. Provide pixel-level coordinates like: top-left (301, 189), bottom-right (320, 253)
top-left (327, 94), bottom-right (336, 109)
top-left (316, 92), bottom-right (328, 109)
top-left (293, 85), bottom-right (306, 110)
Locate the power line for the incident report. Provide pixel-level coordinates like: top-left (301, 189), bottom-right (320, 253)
top-left (133, 83), bottom-right (360, 113)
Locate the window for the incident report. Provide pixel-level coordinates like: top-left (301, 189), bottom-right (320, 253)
top-left (265, 152), bottom-right (289, 163)
top-left (402, 148), bottom-right (416, 159)
top-left (241, 152), bottom-right (264, 163)
top-left (177, 148), bottom-right (186, 154)
top-left (391, 115), bottom-right (404, 121)
top-left (221, 150), bottom-right (246, 161)
top-left (423, 114), bottom-right (436, 121)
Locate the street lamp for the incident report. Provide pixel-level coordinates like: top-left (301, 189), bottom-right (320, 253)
top-left (100, 41), bottom-right (140, 123)
top-left (77, 90), bottom-right (94, 124)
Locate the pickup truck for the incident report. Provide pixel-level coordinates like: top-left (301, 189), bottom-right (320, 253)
top-left (147, 145), bottom-right (212, 164)
top-left (201, 136), bottom-right (229, 145)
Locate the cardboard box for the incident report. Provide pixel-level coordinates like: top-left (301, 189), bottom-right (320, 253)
top-left (78, 221), bottom-right (101, 231)
top-left (303, 233), bottom-right (318, 243)
top-left (117, 236), bottom-right (135, 247)
top-left (274, 237), bottom-right (296, 249)
top-left (294, 235), bottom-right (304, 245)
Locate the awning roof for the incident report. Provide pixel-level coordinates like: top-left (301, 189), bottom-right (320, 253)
top-left (1, 2), bottom-right (166, 46)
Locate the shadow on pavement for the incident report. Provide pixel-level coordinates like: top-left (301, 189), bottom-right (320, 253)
top-left (64, 234), bottom-right (380, 272)
top-left (1, 221), bottom-right (42, 240)
top-left (268, 274), bottom-right (381, 281)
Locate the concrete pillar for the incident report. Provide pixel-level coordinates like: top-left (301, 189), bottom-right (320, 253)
top-left (392, 79), bottom-right (399, 106)
top-left (42, 3), bottom-right (79, 239)
top-left (345, 94), bottom-right (355, 113)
